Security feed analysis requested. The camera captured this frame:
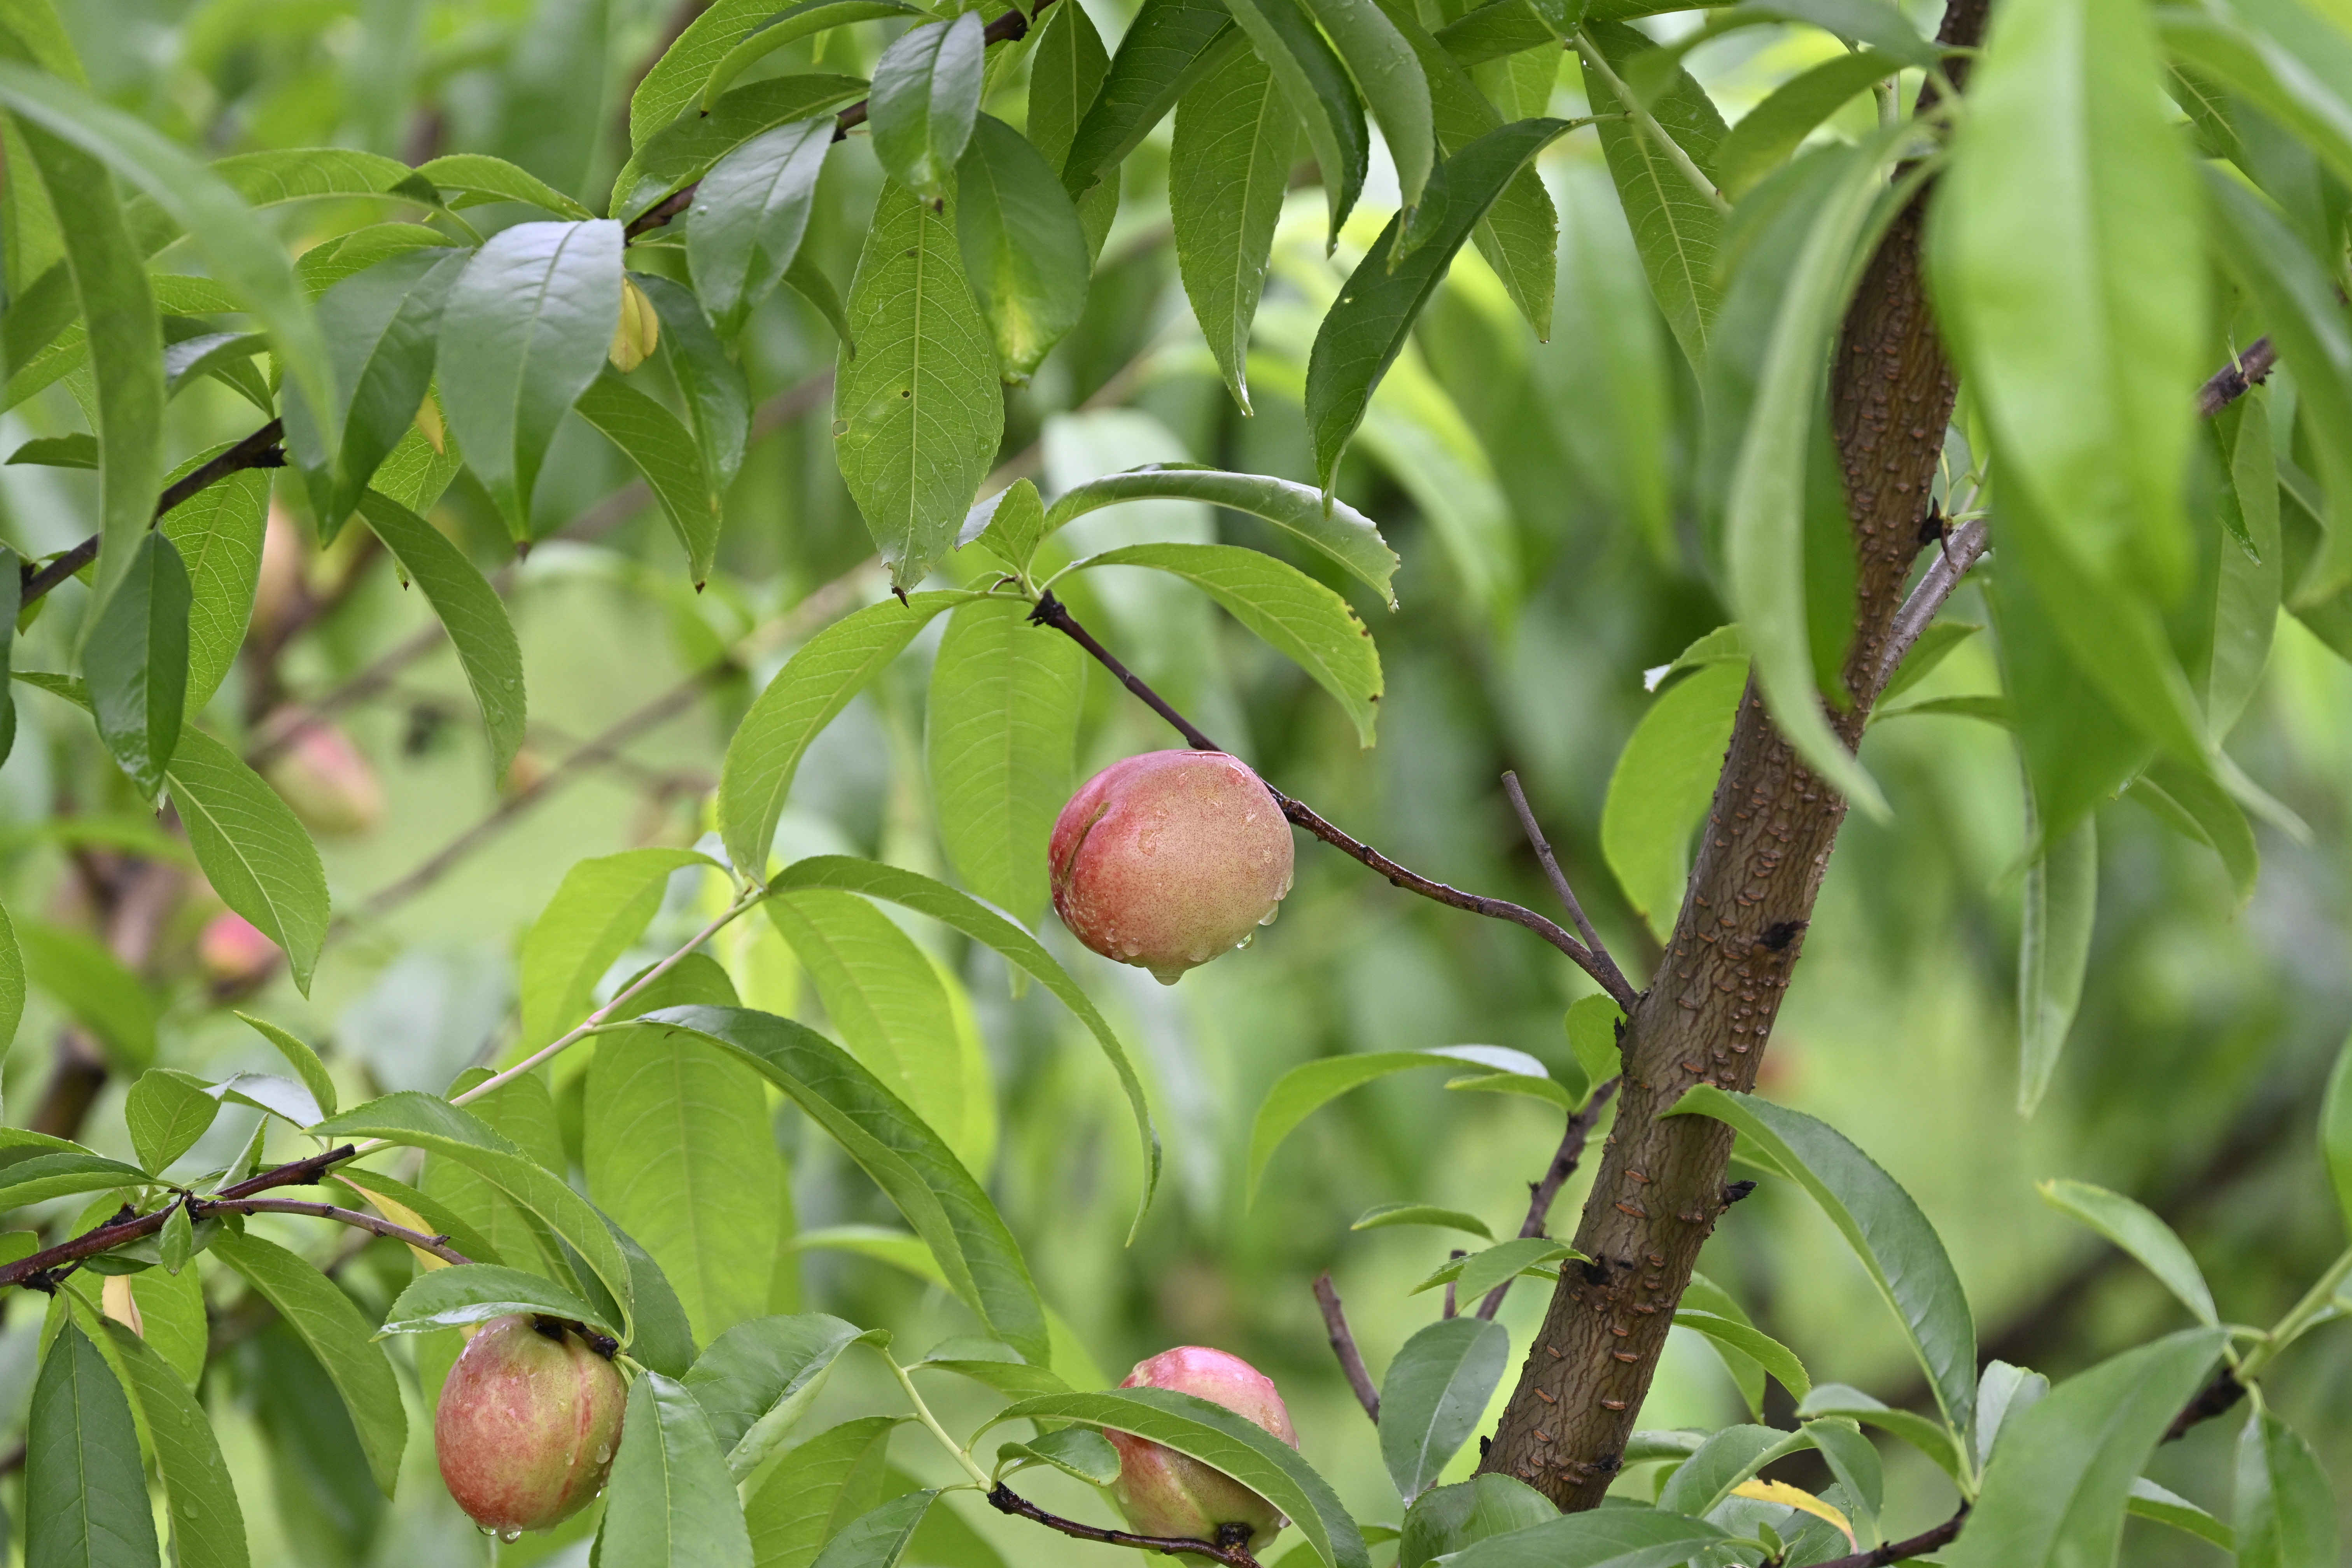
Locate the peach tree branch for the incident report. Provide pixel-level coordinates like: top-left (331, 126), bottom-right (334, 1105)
top-left (986, 1486), bottom-right (1264, 1568)
top-left (1027, 593), bottom-right (1640, 1008)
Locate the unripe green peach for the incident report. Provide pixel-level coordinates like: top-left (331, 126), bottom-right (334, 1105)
top-left (434, 1316), bottom-right (625, 1537)
top-left (1106, 1346), bottom-right (1297, 1546)
top-left (1049, 751), bottom-right (1294, 984)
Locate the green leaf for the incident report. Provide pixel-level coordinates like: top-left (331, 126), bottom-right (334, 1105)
top-left (1225, 0), bottom-right (1368, 247)
top-left (102, 1320), bottom-right (246, 1568)
top-left (2037, 1178), bottom-right (2216, 1326)
top-left (20, 922), bottom-right (154, 1068)
top-left (293, 222), bottom-right (455, 298)
top-left (1300, 0), bottom-right (1433, 216)
top-left (1379, 1316), bottom-right (1509, 1503)
top-left (1580, 20), bottom-right (1726, 369)
top-left (210, 1231), bottom-right (408, 1496)
top-left (1066, 541), bottom-right (1384, 742)
top-left (960, 480), bottom-right (1047, 572)
top-left (1657, 1424), bottom-right (1807, 1519)
top-left (586, 952), bottom-right (784, 1343)
top-left (1433, 1504), bottom-right (1725, 1568)
top-left (1672, 1311), bottom-right (1810, 1400)
top-left (1172, 47), bottom-right (1299, 411)
top-left (2017, 809), bottom-right (2096, 1116)
top-left (1248, 1047), bottom-right (1552, 1200)
top-left (870, 14), bottom-right (985, 201)
top-left (786, 250), bottom-right (856, 349)
top-left (637, 273), bottom-right (751, 504)
top-left (1945, 1328), bottom-right (2225, 1568)
top-left (84, 532), bottom-right (189, 799)
top-left (1667, 1087), bottom-right (1978, 1436)
top-left (1601, 659), bottom-right (1744, 943)
top-left (1683, 1271), bottom-right (1768, 1418)
top-left (2127, 1476), bottom-right (2232, 1551)
top-left (1305, 118), bottom-right (1570, 490)
top-left (1351, 1201), bottom-right (1492, 1239)
top-left (125, 1068), bottom-right (218, 1173)
top-left (1934, 0), bottom-right (2204, 602)
top-left (413, 152), bottom-right (595, 219)
top-left (954, 115), bottom-right (1090, 382)
top-left (435, 218), bottom-right (624, 536)
top-left (575, 368), bottom-right (723, 587)
top-left (2207, 170), bottom-right (2352, 608)
top-left (987, 1389), bottom-right (1369, 1568)
top-left (2319, 1030), bottom-right (2352, 1239)
top-left (1969, 1360), bottom-right (2048, 1473)
top-left (23, 1319), bottom-right (159, 1568)
top-left (1062, 0), bottom-right (1241, 201)
top-left (1564, 994), bottom-right (1622, 1096)
top-left (598, 1371), bottom-right (756, 1568)
top-left (1716, 49), bottom-right (1900, 201)
top-left (2235, 1406), bottom-right (2339, 1568)
top-left (641, 1005), bottom-right (1049, 1365)
top-left (1796, 1382), bottom-right (1970, 1487)
top-left (835, 182), bottom-right (1003, 590)
top-left (164, 726), bottom-right (330, 996)
top-left (282, 249), bottom-right (460, 533)
top-left (701, 2), bottom-right (921, 110)
top-left (377, 1264), bottom-right (610, 1337)
top-left (1398, 1476), bottom-right (1556, 1568)
top-left (685, 1314), bottom-right (889, 1480)
top-left (686, 116), bottom-right (835, 338)
top-left (0, 63), bottom-right (334, 475)
top-left (810, 1491), bottom-right (934, 1568)
top-left (767, 856), bottom-right (1160, 1232)
top-left (615, 75), bottom-right (865, 228)
top-left (0, 896), bottom-right (24, 1055)
top-left (155, 447), bottom-right (267, 714)
top-left (354, 490), bottom-right (528, 777)
top-left (516, 845), bottom-right (712, 1048)
top-left (1412, 1238), bottom-right (1575, 1300)
top-left (924, 597), bottom-right (1085, 929)
top-left (999, 1426), bottom-right (1122, 1486)
top-left (0, 1150), bottom-right (151, 1209)
top-left (1804, 1416), bottom-right (1883, 1543)
top-left (234, 1012), bottom-right (336, 1120)
top-left (744, 1416), bottom-right (900, 1568)
top-left (369, 399), bottom-right (464, 516)
top-left (717, 593), bottom-right (967, 877)
top-left (308, 1092), bottom-right (636, 1337)
top-left (2208, 402), bottom-right (2282, 738)
top-left (1719, 134), bottom-right (1904, 820)
top-left (631, 0), bottom-right (794, 144)
top-left (1875, 621), bottom-right (1980, 708)
top-left (600, 1216), bottom-right (703, 1379)
top-left (1036, 465), bottom-right (1400, 604)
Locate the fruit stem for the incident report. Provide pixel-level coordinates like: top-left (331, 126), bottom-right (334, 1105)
top-left (889, 1357), bottom-right (995, 1489)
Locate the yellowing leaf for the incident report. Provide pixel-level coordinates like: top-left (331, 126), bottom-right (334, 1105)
top-left (1732, 1479), bottom-right (1854, 1549)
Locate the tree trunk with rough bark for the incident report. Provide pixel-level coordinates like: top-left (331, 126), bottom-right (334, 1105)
top-left (1476, 0), bottom-right (1991, 1508)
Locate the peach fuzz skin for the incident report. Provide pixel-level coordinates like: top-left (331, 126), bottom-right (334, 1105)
top-left (1106, 1346), bottom-right (1297, 1546)
top-left (434, 1315), bottom-right (625, 1535)
top-left (1049, 751), bottom-right (1294, 984)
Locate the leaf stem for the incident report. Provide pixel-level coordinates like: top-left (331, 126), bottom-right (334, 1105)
top-left (441, 884), bottom-right (766, 1116)
top-left (2238, 1244), bottom-right (2352, 1382)
top-left (1572, 32), bottom-right (1731, 216)
top-left (889, 1357), bottom-right (996, 1489)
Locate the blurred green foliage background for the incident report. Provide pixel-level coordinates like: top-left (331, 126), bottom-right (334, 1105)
top-left (1, 0), bottom-right (2345, 1562)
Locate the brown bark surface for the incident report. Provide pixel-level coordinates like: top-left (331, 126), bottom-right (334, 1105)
top-left (1477, 0), bottom-right (1989, 1508)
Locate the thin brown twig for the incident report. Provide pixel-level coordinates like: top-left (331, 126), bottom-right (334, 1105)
top-left (21, 419), bottom-right (288, 606)
top-left (1872, 515), bottom-right (1990, 700)
top-left (1806, 1506), bottom-right (1967, 1568)
top-left (2196, 336), bottom-right (2277, 419)
top-left (986, 1486), bottom-right (1262, 1567)
top-left (1499, 771), bottom-right (1635, 1008)
top-left (1027, 593), bottom-right (1628, 998)
top-left (200, 1198), bottom-right (471, 1266)
top-left (623, 1), bottom-right (1061, 241)
top-left (1312, 1272), bottom-right (1381, 1423)
top-left (1478, 1077), bottom-right (1620, 1321)
top-left (0, 1144), bottom-right (357, 1292)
